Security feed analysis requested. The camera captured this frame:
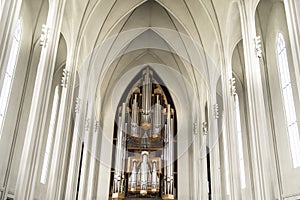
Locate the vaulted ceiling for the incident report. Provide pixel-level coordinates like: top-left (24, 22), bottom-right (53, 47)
top-left (58, 0), bottom-right (266, 115)
top-left (61, 0), bottom-right (235, 102)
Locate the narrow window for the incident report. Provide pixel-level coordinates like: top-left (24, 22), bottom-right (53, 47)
top-left (0, 1), bottom-right (2, 14)
top-left (0, 0), bottom-right (4, 14)
top-left (276, 33), bottom-right (300, 168)
top-left (234, 95), bottom-right (246, 189)
top-left (0, 19), bottom-right (22, 134)
top-left (40, 86), bottom-right (60, 184)
top-left (222, 111), bottom-right (231, 195)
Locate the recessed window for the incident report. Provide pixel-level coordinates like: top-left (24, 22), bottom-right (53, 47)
top-left (276, 33), bottom-right (300, 168)
top-left (0, 0), bottom-right (4, 13)
top-left (234, 95), bottom-right (246, 189)
top-left (0, 19), bottom-right (22, 135)
top-left (222, 111), bottom-right (231, 195)
top-left (40, 86), bottom-right (60, 184)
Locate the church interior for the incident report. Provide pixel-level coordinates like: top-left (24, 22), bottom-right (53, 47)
top-left (0, 0), bottom-right (300, 199)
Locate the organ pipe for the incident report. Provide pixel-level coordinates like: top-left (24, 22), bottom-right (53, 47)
top-left (141, 68), bottom-right (152, 128)
top-left (113, 103), bottom-right (126, 196)
top-left (111, 68), bottom-right (175, 199)
top-left (153, 94), bottom-right (162, 137)
top-left (131, 94), bottom-right (139, 137)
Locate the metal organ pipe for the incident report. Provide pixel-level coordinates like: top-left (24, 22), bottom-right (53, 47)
top-left (169, 118), bottom-right (174, 194)
top-left (152, 161), bottom-right (158, 190)
top-left (164, 123), bottom-right (167, 193)
top-left (113, 103), bottom-right (126, 195)
top-left (122, 122), bottom-right (127, 173)
top-left (130, 159), bottom-right (138, 191)
top-left (142, 69), bottom-right (151, 115)
top-left (153, 94), bottom-right (162, 137)
top-left (111, 68), bottom-right (176, 199)
top-left (141, 68), bottom-right (152, 128)
top-left (140, 151), bottom-right (149, 195)
top-left (131, 94), bottom-right (139, 137)
top-left (164, 104), bottom-right (174, 197)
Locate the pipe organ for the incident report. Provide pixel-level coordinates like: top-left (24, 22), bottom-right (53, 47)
top-left (111, 68), bottom-right (176, 199)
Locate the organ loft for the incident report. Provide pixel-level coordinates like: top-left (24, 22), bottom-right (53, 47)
top-left (110, 68), bottom-right (177, 199)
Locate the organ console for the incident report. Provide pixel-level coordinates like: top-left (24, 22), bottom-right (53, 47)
top-left (111, 68), bottom-right (176, 199)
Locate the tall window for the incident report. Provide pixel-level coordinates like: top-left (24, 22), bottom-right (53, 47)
top-left (222, 111), bottom-right (231, 195)
top-left (234, 95), bottom-right (246, 189)
top-left (276, 33), bottom-right (300, 168)
top-left (0, 19), bottom-right (22, 135)
top-left (40, 86), bottom-right (60, 184)
top-left (0, 0), bottom-right (4, 14)
top-left (0, 0), bottom-right (3, 15)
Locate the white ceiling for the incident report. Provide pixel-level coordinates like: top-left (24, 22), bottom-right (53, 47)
top-left (20, 0), bottom-right (266, 110)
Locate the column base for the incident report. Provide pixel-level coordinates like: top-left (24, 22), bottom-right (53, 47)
top-left (112, 192), bottom-right (125, 199)
top-left (162, 194), bottom-right (174, 199)
top-left (140, 189), bottom-right (147, 196)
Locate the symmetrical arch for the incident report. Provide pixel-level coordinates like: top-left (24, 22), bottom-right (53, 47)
top-left (0, 0), bottom-right (300, 199)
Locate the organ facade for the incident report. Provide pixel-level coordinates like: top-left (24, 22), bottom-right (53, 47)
top-left (110, 68), bottom-right (177, 199)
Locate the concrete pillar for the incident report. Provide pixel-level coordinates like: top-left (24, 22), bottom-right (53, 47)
top-left (46, 63), bottom-right (78, 199)
top-left (78, 103), bottom-right (95, 200)
top-left (209, 91), bottom-right (222, 200)
top-left (64, 124), bottom-right (82, 200)
top-left (15, 0), bottom-right (66, 198)
top-left (239, 1), bottom-right (279, 199)
top-left (217, 37), bottom-right (241, 200)
top-left (86, 119), bottom-right (101, 199)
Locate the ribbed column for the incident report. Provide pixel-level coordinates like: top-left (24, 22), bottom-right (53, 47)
top-left (64, 123), bottom-right (82, 200)
top-left (240, 1), bottom-right (277, 199)
top-left (221, 42), bottom-right (240, 200)
top-left (78, 109), bottom-right (95, 200)
top-left (15, 0), bottom-right (66, 199)
top-left (65, 95), bottom-right (86, 200)
top-left (209, 92), bottom-right (222, 200)
top-left (86, 120), bottom-right (100, 199)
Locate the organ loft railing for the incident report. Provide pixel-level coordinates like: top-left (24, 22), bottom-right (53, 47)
top-left (110, 67), bottom-right (177, 199)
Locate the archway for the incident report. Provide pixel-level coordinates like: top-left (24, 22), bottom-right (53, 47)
top-left (109, 67), bottom-right (178, 199)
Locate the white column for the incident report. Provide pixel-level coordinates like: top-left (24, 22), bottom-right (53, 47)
top-left (78, 105), bottom-right (95, 200)
top-left (64, 125), bottom-right (82, 200)
top-left (46, 63), bottom-right (79, 199)
top-left (239, 1), bottom-right (278, 199)
top-left (86, 120), bottom-right (100, 199)
top-left (200, 133), bottom-right (209, 200)
top-left (221, 52), bottom-right (240, 199)
top-left (192, 126), bottom-right (200, 200)
top-left (209, 92), bottom-right (222, 200)
top-left (64, 60), bottom-right (86, 199)
top-left (15, 0), bottom-right (66, 199)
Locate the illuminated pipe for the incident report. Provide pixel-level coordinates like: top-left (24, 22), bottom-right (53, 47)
top-left (142, 69), bottom-right (151, 115)
top-left (167, 105), bottom-right (171, 180)
top-left (151, 161), bottom-right (158, 190)
top-left (140, 151), bottom-right (149, 196)
top-left (120, 122), bottom-right (127, 193)
top-left (141, 69), bottom-right (152, 129)
top-left (163, 124), bottom-right (168, 194)
top-left (131, 94), bottom-right (139, 137)
top-left (164, 105), bottom-right (174, 196)
top-left (113, 103), bottom-right (126, 194)
top-left (169, 118), bottom-right (174, 194)
top-left (130, 159), bottom-right (138, 191)
top-left (153, 95), bottom-right (161, 137)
